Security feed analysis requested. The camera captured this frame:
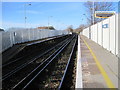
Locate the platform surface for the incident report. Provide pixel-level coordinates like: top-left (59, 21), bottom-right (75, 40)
top-left (80, 35), bottom-right (119, 89)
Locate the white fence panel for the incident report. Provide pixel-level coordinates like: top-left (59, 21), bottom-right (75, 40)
top-left (33, 30), bottom-right (36, 40)
top-left (22, 29), bottom-right (29, 42)
top-left (29, 29), bottom-right (34, 41)
top-left (109, 15), bottom-right (116, 54)
top-left (82, 30), bottom-right (85, 35)
top-left (48, 30), bottom-right (52, 37)
top-left (83, 28), bottom-right (86, 37)
top-left (116, 14), bottom-right (118, 56)
top-left (54, 30), bottom-right (59, 36)
top-left (38, 30), bottom-right (42, 39)
top-left (117, 14), bottom-right (120, 57)
top-left (14, 30), bottom-right (23, 44)
top-left (83, 27), bottom-right (89, 38)
top-left (82, 14), bottom-right (119, 58)
top-left (42, 30), bottom-right (47, 39)
top-left (102, 19), bottom-right (109, 50)
top-left (83, 28), bottom-right (85, 36)
top-left (91, 25), bottom-right (95, 41)
top-left (98, 22), bottom-right (102, 46)
top-left (1, 29), bottom-right (69, 53)
top-left (86, 28), bottom-right (90, 38)
top-left (94, 24), bottom-right (98, 43)
top-left (91, 25), bottom-right (94, 41)
top-left (36, 30), bottom-right (39, 40)
top-left (2, 32), bottom-right (12, 52)
top-left (91, 24), bottom-right (98, 43)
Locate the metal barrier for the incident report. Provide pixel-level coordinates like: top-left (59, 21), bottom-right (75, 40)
top-left (0, 29), bottom-right (69, 53)
top-left (82, 14), bottom-right (119, 58)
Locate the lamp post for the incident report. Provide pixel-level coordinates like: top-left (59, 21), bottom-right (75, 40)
top-left (56, 20), bottom-right (60, 30)
top-left (24, 3), bottom-right (31, 28)
top-left (48, 16), bottom-right (53, 29)
top-left (93, 1), bottom-right (95, 25)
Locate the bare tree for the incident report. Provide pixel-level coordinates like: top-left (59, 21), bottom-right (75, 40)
top-left (84, 1), bottom-right (114, 25)
top-left (66, 25), bottom-right (74, 33)
top-left (74, 24), bottom-right (86, 34)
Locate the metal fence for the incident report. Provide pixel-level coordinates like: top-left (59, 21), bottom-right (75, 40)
top-left (82, 14), bottom-right (119, 58)
top-left (0, 29), bottom-right (69, 53)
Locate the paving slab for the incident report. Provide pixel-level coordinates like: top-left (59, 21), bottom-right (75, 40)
top-left (80, 35), bottom-right (118, 88)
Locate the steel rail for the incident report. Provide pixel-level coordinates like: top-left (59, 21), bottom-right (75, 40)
top-left (2, 36), bottom-right (71, 81)
top-left (17, 35), bottom-right (75, 90)
top-left (58, 35), bottom-right (77, 89)
top-left (12, 35), bottom-right (75, 90)
top-left (1, 34), bottom-right (70, 68)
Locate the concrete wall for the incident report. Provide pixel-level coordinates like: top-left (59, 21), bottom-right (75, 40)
top-left (82, 14), bottom-right (119, 58)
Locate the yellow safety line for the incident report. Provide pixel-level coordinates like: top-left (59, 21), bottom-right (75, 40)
top-left (82, 37), bottom-right (115, 89)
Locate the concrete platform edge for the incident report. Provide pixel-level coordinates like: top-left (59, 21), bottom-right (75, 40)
top-left (75, 35), bottom-right (83, 89)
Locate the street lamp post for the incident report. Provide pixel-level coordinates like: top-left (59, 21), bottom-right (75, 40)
top-left (93, 1), bottom-right (95, 25)
top-left (24, 3), bottom-right (31, 28)
top-left (48, 16), bottom-right (52, 29)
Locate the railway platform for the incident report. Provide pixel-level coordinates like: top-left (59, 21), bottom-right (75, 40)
top-left (76, 35), bottom-right (119, 89)
top-left (1, 34), bottom-right (119, 89)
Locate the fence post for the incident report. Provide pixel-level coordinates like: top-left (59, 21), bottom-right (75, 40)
top-left (29, 29), bottom-right (30, 41)
top-left (89, 26), bottom-right (91, 39)
top-left (21, 30), bottom-right (23, 43)
top-left (115, 14), bottom-right (116, 55)
top-left (117, 13), bottom-right (120, 59)
top-left (97, 23), bottom-right (98, 43)
top-left (101, 21), bottom-right (103, 47)
top-left (10, 32), bottom-right (13, 46)
top-left (109, 17), bottom-right (110, 51)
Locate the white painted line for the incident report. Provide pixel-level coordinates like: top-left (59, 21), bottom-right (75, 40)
top-left (75, 35), bottom-right (83, 89)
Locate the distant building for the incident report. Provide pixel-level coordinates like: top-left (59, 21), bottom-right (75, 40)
top-left (37, 26), bottom-right (55, 30)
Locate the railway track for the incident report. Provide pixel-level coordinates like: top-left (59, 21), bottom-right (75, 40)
top-left (58, 35), bottom-right (77, 89)
top-left (2, 35), bottom-right (70, 79)
top-left (2, 35), bottom-right (74, 89)
top-left (37, 34), bottom-right (77, 89)
top-left (2, 35), bottom-right (69, 68)
top-left (2, 34), bottom-right (78, 89)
